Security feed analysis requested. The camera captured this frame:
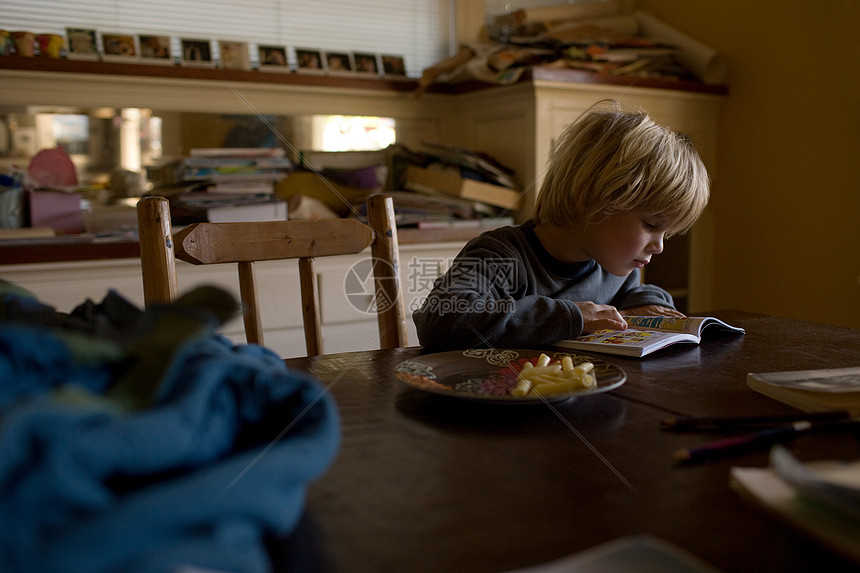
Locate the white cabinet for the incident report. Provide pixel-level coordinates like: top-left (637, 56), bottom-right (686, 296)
top-left (0, 242), bottom-right (464, 358)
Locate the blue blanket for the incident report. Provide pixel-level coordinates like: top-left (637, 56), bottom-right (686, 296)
top-left (0, 284), bottom-right (341, 573)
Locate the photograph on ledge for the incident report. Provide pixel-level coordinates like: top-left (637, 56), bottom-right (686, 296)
top-left (218, 41), bottom-right (250, 70)
top-left (258, 45), bottom-right (289, 72)
top-left (101, 33), bottom-right (138, 62)
top-left (66, 28), bottom-right (99, 59)
top-left (295, 48), bottom-right (325, 74)
top-left (354, 52), bottom-right (380, 75)
top-left (325, 51), bottom-right (353, 75)
top-left (381, 54), bottom-right (407, 77)
top-left (180, 38), bottom-right (213, 67)
top-left (139, 34), bottom-right (172, 64)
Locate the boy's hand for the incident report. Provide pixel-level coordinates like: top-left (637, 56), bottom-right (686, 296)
top-left (575, 301), bottom-right (628, 334)
top-left (620, 305), bottom-right (686, 319)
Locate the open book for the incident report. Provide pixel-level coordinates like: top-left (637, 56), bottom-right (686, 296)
top-left (746, 367), bottom-right (860, 414)
top-left (554, 316), bottom-right (745, 358)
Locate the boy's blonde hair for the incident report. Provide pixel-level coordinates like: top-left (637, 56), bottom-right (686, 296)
top-left (533, 103), bottom-right (710, 236)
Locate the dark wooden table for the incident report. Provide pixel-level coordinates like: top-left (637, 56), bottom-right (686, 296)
top-left (273, 311), bottom-right (860, 573)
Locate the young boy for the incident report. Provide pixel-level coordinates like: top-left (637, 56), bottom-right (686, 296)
top-left (413, 104), bottom-right (710, 351)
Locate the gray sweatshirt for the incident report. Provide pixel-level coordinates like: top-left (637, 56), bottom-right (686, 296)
top-left (413, 220), bottom-right (675, 351)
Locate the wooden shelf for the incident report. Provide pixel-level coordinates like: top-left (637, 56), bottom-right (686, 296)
top-left (0, 55), bottom-right (420, 93)
top-left (0, 55), bottom-right (727, 98)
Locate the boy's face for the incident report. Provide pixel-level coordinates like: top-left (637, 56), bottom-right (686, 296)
top-left (580, 211), bottom-right (666, 277)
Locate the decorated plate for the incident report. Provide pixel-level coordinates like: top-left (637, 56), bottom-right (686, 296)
top-left (394, 349), bottom-right (626, 404)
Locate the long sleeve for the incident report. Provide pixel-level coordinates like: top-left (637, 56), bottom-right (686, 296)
top-left (609, 270), bottom-right (675, 310)
top-left (413, 238), bottom-right (581, 350)
top-left (413, 222), bottom-right (675, 352)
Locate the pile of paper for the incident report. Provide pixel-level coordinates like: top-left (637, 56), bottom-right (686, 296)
top-left (730, 445), bottom-right (860, 564)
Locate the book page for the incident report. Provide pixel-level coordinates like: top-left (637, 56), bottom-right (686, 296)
top-left (730, 447), bottom-right (860, 563)
top-left (624, 316), bottom-right (744, 337)
top-left (575, 328), bottom-right (692, 348)
top-left (624, 316), bottom-right (703, 334)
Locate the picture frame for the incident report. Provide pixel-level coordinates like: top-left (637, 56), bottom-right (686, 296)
top-left (353, 52), bottom-right (380, 76)
top-left (295, 48), bottom-right (325, 74)
top-left (324, 51), bottom-right (353, 75)
top-left (218, 40), bottom-right (250, 70)
top-left (101, 33), bottom-right (138, 62)
top-left (381, 54), bottom-right (407, 78)
top-left (180, 38), bottom-right (213, 67)
top-left (138, 34), bottom-right (172, 64)
top-left (65, 28), bottom-right (99, 60)
top-left (258, 45), bottom-right (289, 72)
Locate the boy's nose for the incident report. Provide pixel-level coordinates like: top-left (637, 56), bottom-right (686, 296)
top-left (648, 234), bottom-right (664, 254)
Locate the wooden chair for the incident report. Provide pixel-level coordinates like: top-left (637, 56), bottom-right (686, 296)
top-left (136, 194), bottom-right (407, 356)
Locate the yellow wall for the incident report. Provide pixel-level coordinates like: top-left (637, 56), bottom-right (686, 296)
top-left (636, 0), bottom-right (860, 327)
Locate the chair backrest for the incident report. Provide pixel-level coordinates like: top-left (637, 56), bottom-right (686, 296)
top-left (136, 194), bottom-right (407, 356)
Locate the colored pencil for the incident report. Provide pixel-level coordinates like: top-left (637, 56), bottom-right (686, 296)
top-left (673, 421), bottom-right (813, 463)
top-left (661, 410), bottom-right (852, 431)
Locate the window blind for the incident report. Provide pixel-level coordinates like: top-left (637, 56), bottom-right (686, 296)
top-left (1, 0), bottom-right (451, 77)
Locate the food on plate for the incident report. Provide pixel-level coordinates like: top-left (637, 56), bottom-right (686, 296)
top-left (511, 353), bottom-right (596, 397)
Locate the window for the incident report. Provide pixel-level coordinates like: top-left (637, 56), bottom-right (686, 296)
top-left (314, 116), bottom-right (396, 152)
top-left (3, 0), bottom-right (452, 77)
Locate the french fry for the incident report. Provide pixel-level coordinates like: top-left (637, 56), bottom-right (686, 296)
top-left (511, 377), bottom-right (533, 397)
top-left (513, 353), bottom-right (596, 397)
top-left (533, 382), bottom-right (579, 395)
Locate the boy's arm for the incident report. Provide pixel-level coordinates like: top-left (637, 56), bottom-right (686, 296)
top-left (620, 304), bottom-right (686, 318)
top-left (413, 241), bottom-right (583, 351)
top-left (414, 290), bottom-right (581, 351)
top-left (612, 270), bottom-right (678, 313)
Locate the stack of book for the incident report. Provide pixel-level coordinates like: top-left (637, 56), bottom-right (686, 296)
top-left (182, 147), bottom-right (292, 186)
top-left (171, 147), bottom-right (292, 223)
top-left (393, 142), bottom-right (521, 229)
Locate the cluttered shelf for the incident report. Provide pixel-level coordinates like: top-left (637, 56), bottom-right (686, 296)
top-left (527, 66), bottom-right (727, 95)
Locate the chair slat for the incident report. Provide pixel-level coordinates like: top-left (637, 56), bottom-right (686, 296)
top-left (174, 219), bottom-right (374, 265)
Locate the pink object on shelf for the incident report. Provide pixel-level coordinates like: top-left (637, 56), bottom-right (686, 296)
top-left (28, 147), bottom-right (79, 188)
